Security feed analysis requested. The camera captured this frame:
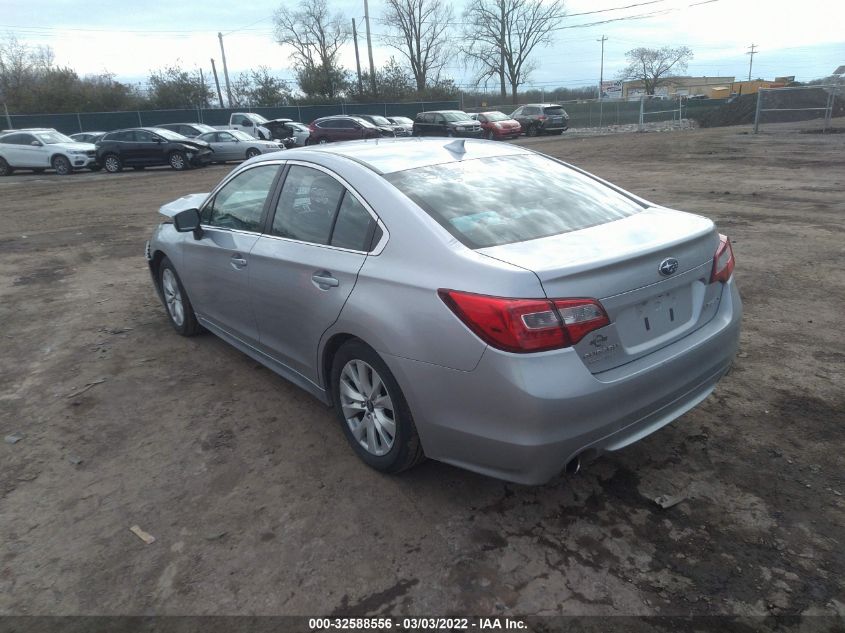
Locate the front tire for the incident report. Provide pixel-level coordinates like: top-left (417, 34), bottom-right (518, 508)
top-left (158, 257), bottom-right (201, 336)
top-left (169, 151), bottom-right (188, 171)
top-left (103, 154), bottom-right (122, 173)
top-left (317, 137), bottom-right (329, 145)
top-left (0, 158), bottom-right (11, 176)
top-left (52, 155), bottom-right (71, 176)
top-left (331, 340), bottom-right (425, 474)
top-left (245, 148), bottom-right (261, 159)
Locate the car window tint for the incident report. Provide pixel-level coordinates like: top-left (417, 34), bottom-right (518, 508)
top-left (1, 133), bottom-right (27, 145)
top-left (219, 132), bottom-right (234, 141)
top-left (272, 166), bottom-right (344, 245)
top-left (136, 131), bottom-right (155, 142)
top-left (206, 165), bottom-right (279, 232)
top-left (544, 106), bottom-right (565, 115)
top-left (331, 192), bottom-right (373, 251)
top-left (386, 154), bottom-right (645, 249)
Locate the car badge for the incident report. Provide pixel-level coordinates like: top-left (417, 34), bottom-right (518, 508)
top-left (659, 258), bottom-right (679, 276)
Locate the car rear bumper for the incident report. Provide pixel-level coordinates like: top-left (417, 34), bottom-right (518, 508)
top-left (384, 279), bottom-right (742, 484)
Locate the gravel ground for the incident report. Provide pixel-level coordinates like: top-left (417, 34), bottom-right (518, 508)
top-left (0, 119), bottom-right (843, 621)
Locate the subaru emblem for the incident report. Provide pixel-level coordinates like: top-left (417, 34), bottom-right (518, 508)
top-left (659, 258), bottom-right (679, 276)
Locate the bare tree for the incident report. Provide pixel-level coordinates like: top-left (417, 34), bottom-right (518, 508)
top-left (620, 46), bottom-right (693, 95)
top-left (381, 0), bottom-right (453, 93)
top-left (273, 0), bottom-right (349, 99)
top-left (462, 0), bottom-right (565, 104)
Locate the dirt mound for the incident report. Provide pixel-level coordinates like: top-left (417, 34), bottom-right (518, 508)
top-left (693, 88), bottom-right (844, 128)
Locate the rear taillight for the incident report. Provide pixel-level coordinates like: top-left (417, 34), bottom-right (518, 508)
top-left (710, 234), bottom-right (735, 283)
top-left (438, 290), bottom-right (609, 353)
top-left (537, 115), bottom-right (547, 120)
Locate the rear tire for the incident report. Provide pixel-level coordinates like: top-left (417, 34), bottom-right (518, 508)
top-left (169, 151), bottom-right (188, 171)
top-left (331, 340), bottom-right (425, 474)
top-left (158, 257), bottom-right (201, 336)
top-left (103, 154), bottom-right (122, 173)
top-left (317, 137), bottom-right (328, 145)
top-left (485, 130), bottom-right (495, 140)
top-left (52, 155), bottom-right (72, 176)
top-left (0, 158), bottom-right (11, 176)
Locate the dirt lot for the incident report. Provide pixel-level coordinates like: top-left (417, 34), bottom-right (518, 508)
top-left (1, 120), bottom-right (843, 621)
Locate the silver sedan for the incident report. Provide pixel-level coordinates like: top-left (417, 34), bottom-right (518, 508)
top-left (197, 130), bottom-right (284, 163)
top-left (145, 138), bottom-right (741, 484)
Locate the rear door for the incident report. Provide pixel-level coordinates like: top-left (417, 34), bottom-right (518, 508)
top-left (180, 162), bottom-right (283, 343)
top-left (249, 163), bottom-right (379, 383)
top-left (1, 133), bottom-right (46, 167)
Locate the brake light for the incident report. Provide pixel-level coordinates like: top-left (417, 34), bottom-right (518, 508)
top-left (537, 115), bottom-right (547, 120)
top-left (710, 234), bottom-right (735, 283)
top-left (439, 290), bottom-right (609, 353)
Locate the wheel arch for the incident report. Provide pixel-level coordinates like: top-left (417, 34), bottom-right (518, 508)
top-left (320, 332), bottom-right (361, 401)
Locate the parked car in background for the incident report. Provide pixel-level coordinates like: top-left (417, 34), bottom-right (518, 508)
top-left (223, 112), bottom-right (274, 140)
top-left (196, 130), bottom-right (284, 163)
top-left (96, 127), bottom-right (212, 173)
top-left (510, 103), bottom-right (570, 136)
top-left (306, 116), bottom-right (385, 144)
top-left (386, 116), bottom-right (414, 135)
top-left (356, 114), bottom-right (408, 136)
top-left (260, 118), bottom-right (308, 146)
top-left (0, 128), bottom-right (98, 176)
top-left (412, 111), bottom-right (483, 138)
top-left (469, 111), bottom-right (522, 140)
top-left (146, 138), bottom-right (741, 484)
top-left (158, 123), bottom-right (217, 138)
top-left (70, 131), bottom-right (106, 144)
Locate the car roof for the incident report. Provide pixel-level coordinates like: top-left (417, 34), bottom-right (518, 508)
top-left (252, 137), bottom-right (532, 175)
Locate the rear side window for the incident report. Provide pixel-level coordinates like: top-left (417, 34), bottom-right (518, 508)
top-left (385, 155), bottom-right (644, 249)
top-left (331, 193), bottom-right (374, 251)
top-left (272, 166), bottom-right (345, 244)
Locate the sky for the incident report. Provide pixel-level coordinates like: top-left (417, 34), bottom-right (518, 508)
top-left (1, 0), bottom-right (843, 96)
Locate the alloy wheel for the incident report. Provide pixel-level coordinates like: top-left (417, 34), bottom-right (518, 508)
top-left (339, 360), bottom-right (396, 456)
top-left (161, 268), bottom-right (185, 327)
top-left (170, 152), bottom-right (186, 170)
top-left (53, 156), bottom-right (70, 175)
top-left (104, 156), bottom-right (121, 173)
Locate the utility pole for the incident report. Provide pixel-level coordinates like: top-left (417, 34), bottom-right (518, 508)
top-left (597, 35), bottom-right (607, 100)
top-left (499, 1), bottom-right (506, 102)
top-left (198, 68), bottom-right (208, 109)
top-left (363, 0), bottom-right (377, 97)
top-left (352, 18), bottom-right (364, 96)
top-left (210, 58), bottom-right (225, 108)
top-left (3, 102), bottom-right (12, 129)
top-left (218, 32), bottom-right (233, 107)
top-left (746, 43), bottom-right (757, 82)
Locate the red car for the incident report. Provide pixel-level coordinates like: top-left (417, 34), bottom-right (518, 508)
top-left (471, 111), bottom-right (522, 140)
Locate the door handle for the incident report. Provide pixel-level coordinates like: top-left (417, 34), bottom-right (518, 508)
top-left (230, 255), bottom-right (248, 269)
top-left (312, 271), bottom-right (339, 290)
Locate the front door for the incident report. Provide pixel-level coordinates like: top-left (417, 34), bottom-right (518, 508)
top-left (249, 164), bottom-right (378, 383)
top-left (180, 163), bottom-right (283, 344)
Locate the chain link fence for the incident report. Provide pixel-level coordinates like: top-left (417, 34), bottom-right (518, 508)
top-left (1, 101), bottom-right (461, 135)
top-left (753, 85), bottom-right (842, 133)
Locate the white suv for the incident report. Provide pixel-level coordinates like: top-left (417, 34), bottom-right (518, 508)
top-left (0, 128), bottom-right (99, 176)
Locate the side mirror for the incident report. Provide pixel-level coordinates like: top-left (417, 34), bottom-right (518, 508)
top-left (31, 140), bottom-right (43, 146)
top-left (153, 137), bottom-right (163, 143)
top-left (173, 208), bottom-right (201, 236)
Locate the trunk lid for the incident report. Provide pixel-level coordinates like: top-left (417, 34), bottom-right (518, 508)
top-left (477, 207), bottom-right (723, 372)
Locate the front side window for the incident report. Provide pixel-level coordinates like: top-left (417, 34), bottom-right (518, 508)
top-left (385, 155), bottom-right (645, 249)
top-left (135, 130), bottom-right (156, 142)
top-left (218, 132), bottom-right (235, 141)
top-left (203, 165), bottom-right (280, 232)
top-left (272, 166), bottom-right (345, 245)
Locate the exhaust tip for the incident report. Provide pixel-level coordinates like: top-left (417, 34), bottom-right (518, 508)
top-left (565, 456), bottom-right (581, 475)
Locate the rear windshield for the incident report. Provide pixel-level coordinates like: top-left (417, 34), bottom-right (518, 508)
top-left (544, 106), bottom-right (565, 115)
top-left (483, 112), bottom-right (509, 121)
top-left (385, 155), bottom-right (644, 249)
